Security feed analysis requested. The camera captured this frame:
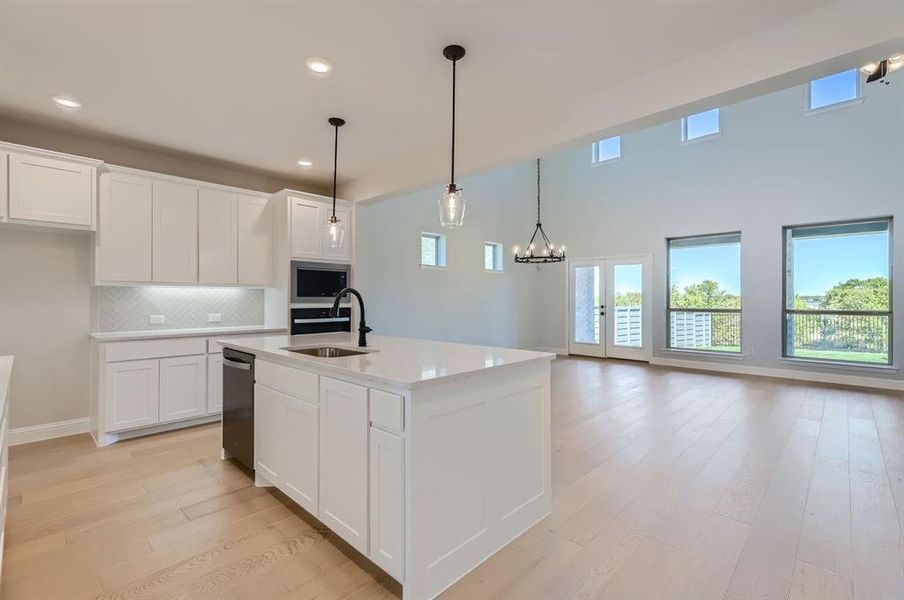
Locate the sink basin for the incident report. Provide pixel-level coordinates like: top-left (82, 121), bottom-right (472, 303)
top-left (284, 346), bottom-right (369, 358)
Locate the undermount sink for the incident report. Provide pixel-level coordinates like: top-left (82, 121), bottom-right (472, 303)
top-left (284, 346), bottom-right (369, 358)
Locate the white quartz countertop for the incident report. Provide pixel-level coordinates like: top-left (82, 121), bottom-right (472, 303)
top-left (91, 326), bottom-right (286, 342)
top-left (0, 356), bottom-right (13, 417)
top-left (217, 333), bottom-right (554, 389)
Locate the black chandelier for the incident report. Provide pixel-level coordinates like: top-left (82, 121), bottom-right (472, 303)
top-left (514, 158), bottom-right (565, 264)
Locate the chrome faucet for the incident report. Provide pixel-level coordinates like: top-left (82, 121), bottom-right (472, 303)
top-left (330, 287), bottom-right (372, 347)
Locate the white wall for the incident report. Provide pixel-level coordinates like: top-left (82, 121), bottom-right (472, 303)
top-left (0, 229), bottom-right (92, 428)
top-left (356, 164), bottom-right (543, 349)
top-left (357, 76), bottom-right (903, 382)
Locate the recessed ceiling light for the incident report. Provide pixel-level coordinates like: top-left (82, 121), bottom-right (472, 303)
top-left (305, 57), bottom-right (332, 75)
top-left (51, 95), bottom-right (82, 110)
top-left (297, 159), bottom-right (314, 168)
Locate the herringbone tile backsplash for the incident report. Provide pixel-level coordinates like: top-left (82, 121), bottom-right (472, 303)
top-left (96, 286), bottom-right (265, 332)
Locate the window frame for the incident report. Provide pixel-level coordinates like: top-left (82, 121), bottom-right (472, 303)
top-left (781, 217), bottom-right (893, 366)
top-left (666, 231), bottom-right (742, 355)
top-left (420, 232), bottom-right (447, 269)
top-left (591, 136), bottom-right (622, 164)
top-left (806, 69), bottom-right (861, 113)
top-left (483, 241), bottom-right (504, 273)
top-left (681, 108), bottom-right (721, 143)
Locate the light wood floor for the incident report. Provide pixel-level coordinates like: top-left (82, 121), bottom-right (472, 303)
top-left (2, 358), bottom-right (904, 599)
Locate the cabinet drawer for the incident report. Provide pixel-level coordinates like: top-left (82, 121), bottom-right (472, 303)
top-left (256, 360), bottom-right (318, 404)
top-left (370, 389), bottom-right (403, 433)
top-left (104, 337), bottom-right (208, 362)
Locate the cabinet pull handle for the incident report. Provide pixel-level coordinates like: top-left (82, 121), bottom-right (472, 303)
top-left (223, 358), bottom-right (251, 371)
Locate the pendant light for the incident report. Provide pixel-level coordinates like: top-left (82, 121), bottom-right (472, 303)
top-left (514, 158), bottom-right (566, 263)
top-left (324, 116), bottom-right (346, 249)
top-left (439, 44), bottom-right (466, 228)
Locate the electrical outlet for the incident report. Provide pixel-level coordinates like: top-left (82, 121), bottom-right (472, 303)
top-left (149, 314), bottom-right (166, 325)
top-left (208, 313), bottom-right (222, 323)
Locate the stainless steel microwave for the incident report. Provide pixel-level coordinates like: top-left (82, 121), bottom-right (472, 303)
top-left (290, 261), bottom-right (350, 304)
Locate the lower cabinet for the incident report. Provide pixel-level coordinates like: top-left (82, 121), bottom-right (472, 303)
top-left (369, 426), bottom-right (404, 581)
top-left (253, 383), bottom-right (320, 515)
top-left (207, 354), bottom-right (223, 414)
top-left (104, 359), bottom-right (160, 431)
top-left (319, 377), bottom-right (369, 555)
top-left (159, 355), bottom-right (207, 423)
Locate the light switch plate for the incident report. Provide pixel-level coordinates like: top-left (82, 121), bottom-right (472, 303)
top-left (208, 313), bottom-right (222, 323)
top-left (149, 314), bottom-right (166, 325)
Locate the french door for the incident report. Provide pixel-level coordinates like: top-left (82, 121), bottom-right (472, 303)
top-left (568, 255), bottom-right (652, 361)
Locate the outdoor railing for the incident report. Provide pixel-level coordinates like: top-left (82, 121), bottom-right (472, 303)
top-left (668, 308), bottom-right (741, 353)
top-left (784, 310), bottom-right (890, 364)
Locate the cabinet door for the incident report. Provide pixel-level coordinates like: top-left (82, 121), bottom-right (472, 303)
top-left (97, 172), bottom-right (153, 282)
top-left (254, 384), bottom-right (284, 484)
top-left (153, 180), bottom-right (198, 283)
top-left (290, 197), bottom-right (322, 259)
top-left (199, 188), bottom-right (237, 284)
top-left (158, 355), bottom-right (207, 423)
top-left (207, 354), bottom-right (223, 414)
top-left (319, 377), bottom-right (369, 554)
top-left (104, 359), bottom-right (159, 432)
top-left (8, 152), bottom-right (94, 227)
top-left (283, 395), bottom-right (319, 515)
top-left (237, 195), bottom-right (273, 286)
top-left (319, 204), bottom-right (352, 262)
top-left (369, 427), bottom-right (404, 581)
top-left (0, 151), bottom-right (8, 222)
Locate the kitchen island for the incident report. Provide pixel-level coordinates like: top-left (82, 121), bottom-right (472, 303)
top-left (217, 333), bottom-right (553, 600)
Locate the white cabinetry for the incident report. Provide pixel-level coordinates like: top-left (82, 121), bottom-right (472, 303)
top-left (104, 359), bottom-right (160, 431)
top-left (283, 395), bottom-right (320, 514)
top-left (290, 196), bottom-right (321, 259)
top-left (0, 150), bottom-right (7, 222)
top-left (97, 171), bottom-right (153, 282)
top-left (207, 354), bottom-right (223, 414)
top-left (199, 188), bottom-right (237, 284)
top-left (287, 194), bottom-right (353, 262)
top-left (159, 355), bottom-right (207, 422)
top-left (153, 180), bottom-right (198, 283)
top-left (237, 195), bottom-right (273, 286)
top-left (369, 426), bottom-right (404, 581)
top-left (319, 376), bottom-right (369, 554)
top-left (7, 151), bottom-right (96, 228)
top-left (254, 384), bottom-right (285, 484)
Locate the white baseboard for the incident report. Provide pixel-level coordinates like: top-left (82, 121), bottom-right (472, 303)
top-left (9, 417), bottom-right (90, 446)
top-left (650, 356), bottom-right (903, 391)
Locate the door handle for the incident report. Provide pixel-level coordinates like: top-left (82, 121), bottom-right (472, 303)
top-left (223, 358), bottom-right (251, 371)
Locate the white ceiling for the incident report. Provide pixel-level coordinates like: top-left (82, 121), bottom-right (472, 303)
top-left (1, 1), bottom-right (902, 201)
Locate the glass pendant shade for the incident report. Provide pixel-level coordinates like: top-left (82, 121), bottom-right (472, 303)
top-left (324, 216), bottom-right (345, 249)
top-left (438, 184), bottom-right (466, 229)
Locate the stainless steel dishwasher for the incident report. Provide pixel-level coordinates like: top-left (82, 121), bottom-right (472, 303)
top-left (222, 348), bottom-right (255, 470)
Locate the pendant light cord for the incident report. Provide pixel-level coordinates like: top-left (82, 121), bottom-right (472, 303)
top-left (331, 122), bottom-right (339, 219)
top-left (536, 158), bottom-right (541, 225)
top-left (451, 58), bottom-right (457, 186)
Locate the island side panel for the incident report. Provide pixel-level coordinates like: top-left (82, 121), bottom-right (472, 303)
top-left (404, 360), bottom-right (552, 600)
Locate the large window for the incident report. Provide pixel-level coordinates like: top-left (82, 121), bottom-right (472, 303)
top-left (667, 233), bottom-right (741, 353)
top-left (783, 219), bottom-right (891, 365)
top-left (808, 69), bottom-right (859, 110)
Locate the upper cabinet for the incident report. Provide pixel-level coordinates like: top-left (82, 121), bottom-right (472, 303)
top-left (95, 166), bottom-right (273, 287)
top-left (0, 146), bottom-right (100, 230)
top-left (153, 180), bottom-right (199, 283)
top-left (199, 188), bottom-right (238, 284)
top-left (288, 193), bottom-right (353, 263)
top-left (237, 195), bottom-right (273, 286)
top-left (97, 171), bottom-right (153, 282)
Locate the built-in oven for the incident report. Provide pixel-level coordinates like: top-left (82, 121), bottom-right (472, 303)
top-left (291, 261), bottom-right (350, 304)
top-left (291, 306), bottom-right (352, 335)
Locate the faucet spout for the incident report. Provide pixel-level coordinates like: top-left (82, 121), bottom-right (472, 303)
top-left (330, 287), bottom-right (372, 347)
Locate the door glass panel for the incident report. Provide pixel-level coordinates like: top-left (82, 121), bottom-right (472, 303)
top-left (613, 264), bottom-right (643, 347)
top-left (574, 266), bottom-right (600, 344)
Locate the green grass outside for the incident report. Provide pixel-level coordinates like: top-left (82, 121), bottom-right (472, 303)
top-left (791, 348), bottom-right (889, 364)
